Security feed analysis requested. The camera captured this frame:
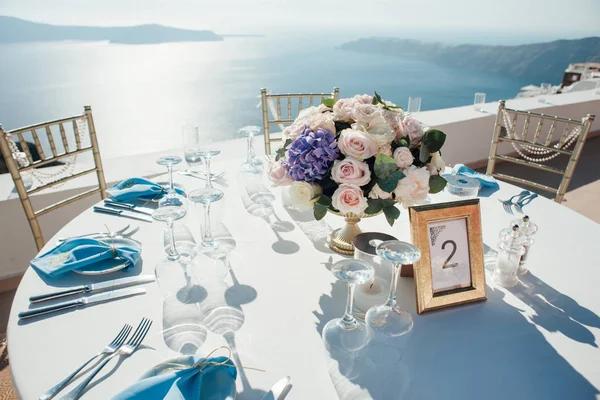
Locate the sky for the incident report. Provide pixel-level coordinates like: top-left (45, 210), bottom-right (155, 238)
top-left (1, 0), bottom-right (599, 42)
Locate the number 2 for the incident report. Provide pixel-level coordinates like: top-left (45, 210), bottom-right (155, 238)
top-left (442, 240), bottom-right (458, 269)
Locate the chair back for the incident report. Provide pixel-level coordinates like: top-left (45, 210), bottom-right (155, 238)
top-left (0, 106), bottom-right (107, 250)
top-left (260, 87), bottom-right (340, 155)
top-left (486, 100), bottom-right (595, 203)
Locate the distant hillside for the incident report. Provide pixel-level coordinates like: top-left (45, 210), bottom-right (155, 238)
top-left (0, 16), bottom-right (223, 44)
top-left (340, 37), bottom-right (600, 83)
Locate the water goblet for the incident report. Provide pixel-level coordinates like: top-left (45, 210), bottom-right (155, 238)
top-left (182, 125), bottom-right (203, 170)
top-left (322, 259), bottom-right (374, 357)
top-left (156, 155), bottom-right (187, 209)
top-left (365, 240), bottom-right (420, 363)
top-left (237, 125), bottom-right (263, 173)
top-left (188, 187), bottom-right (231, 257)
top-left (194, 149), bottom-right (221, 188)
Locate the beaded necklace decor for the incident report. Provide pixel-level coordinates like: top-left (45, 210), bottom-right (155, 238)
top-left (29, 118), bottom-right (86, 189)
top-left (502, 110), bottom-right (581, 163)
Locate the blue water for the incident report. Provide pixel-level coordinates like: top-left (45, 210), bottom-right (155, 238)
top-left (0, 35), bottom-right (528, 158)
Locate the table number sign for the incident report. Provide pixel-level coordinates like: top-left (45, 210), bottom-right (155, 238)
top-left (409, 199), bottom-right (486, 314)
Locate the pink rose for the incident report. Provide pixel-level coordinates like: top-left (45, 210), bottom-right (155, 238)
top-left (393, 147), bottom-right (414, 169)
top-left (352, 103), bottom-right (381, 125)
top-left (383, 109), bottom-right (405, 140)
top-left (282, 122), bottom-right (305, 141)
top-left (394, 166), bottom-right (430, 207)
top-left (377, 143), bottom-right (393, 157)
top-left (331, 158), bottom-right (371, 186)
top-left (353, 94), bottom-right (374, 104)
top-left (399, 114), bottom-right (424, 144)
top-left (268, 160), bottom-right (293, 187)
top-left (338, 128), bottom-right (378, 160)
top-left (332, 98), bottom-right (356, 122)
top-left (332, 183), bottom-right (369, 215)
top-left (368, 183), bottom-right (392, 200)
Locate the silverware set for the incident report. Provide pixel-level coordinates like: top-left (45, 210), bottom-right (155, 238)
top-left (498, 190), bottom-right (538, 214)
top-left (40, 318), bottom-right (153, 400)
top-left (178, 169), bottom-right (225, 180)
top-left (57, 224), bottom-right (139, 243)
top-left (20, 275), bottom-right (154, 319)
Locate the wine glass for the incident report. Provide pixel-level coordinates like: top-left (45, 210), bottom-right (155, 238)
top-left (182, 125), bottom-right (203, 170)
top-left (322, 259), bottom-right (374, 357)
top-left (194, 149), bottom-right (221, 188)
top-left (156, 156), bottom-right (187, 209)
top-left (237, 125), bottom-right (263, 173)
top-left (365, 241), bottom-right (420, 363)
top-left (188, 187), bottom-right (232, 257)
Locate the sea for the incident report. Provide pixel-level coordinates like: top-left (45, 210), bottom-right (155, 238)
top-left (0, 32), bottom-right (530, 159)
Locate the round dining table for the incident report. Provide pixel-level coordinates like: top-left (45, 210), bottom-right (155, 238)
top-left (7, 146), bottom-right (600, 399)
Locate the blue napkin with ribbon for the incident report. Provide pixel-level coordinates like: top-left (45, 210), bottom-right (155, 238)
top-left (445, 164), bottom-right (500, 197)
top-left (107, 177), bottom-right (185, 202)
top-left (30, 238), bottom-right (141, 277)
top-left (112, 355), bottom-right (237, 400)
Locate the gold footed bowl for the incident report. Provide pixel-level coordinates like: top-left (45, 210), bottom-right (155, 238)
top-left (327, 210), bottom-right (381, 255)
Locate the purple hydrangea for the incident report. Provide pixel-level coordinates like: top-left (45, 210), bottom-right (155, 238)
top-left (286, 126), bottom-right (339, 182)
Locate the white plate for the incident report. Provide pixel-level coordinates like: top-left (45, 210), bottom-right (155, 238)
top-left (73, 237), bottom-right (141, 276)
top-left (140, 354), bottom-right (236, 399)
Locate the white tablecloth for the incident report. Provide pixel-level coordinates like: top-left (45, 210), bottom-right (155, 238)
top-left (7, 156), bottom-right (600, 399)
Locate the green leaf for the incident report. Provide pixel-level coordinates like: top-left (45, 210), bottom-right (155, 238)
top-left (365, 199), bottom-right (385, 215)
top-left (322, 98), bottom-right (337, 108)
top-left (422, 129), bottom-right (446, 154)
top-left (316, 194), bottom-right (332, 206)
top-left (419, 143), bottom-right (431, 163)
top-left (314, 203), bottom-right (328, 221)
top-left (383, 205), bottom-right (401, 226)
top-left (378, 170), bottom-right (405, 193)
top-left (429, 175), bottom-right (447, 194)
top-left (373, 91), bottom-right (383, 104)
top-left (398, 138), bottom-right (408, 147)
top-left (374, 153), bottom-right (398, 179)
top-left (275, 139), bottom-right (292, 161)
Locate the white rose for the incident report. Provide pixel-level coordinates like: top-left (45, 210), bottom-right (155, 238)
top-left (307, 112), bottom-right (335, 134)
top-left (332, 98), bottom-right (356, 122)
top-left (392, 147), bottom-right (414, 169)
top-left (368, 183), bottom-right (392, 200)
top-left (394, 166), bottom-right (430, 207)
top-left (353, 94), bottom-right (373, 104)
top-left (285, 181), bottom-right (322, 210)
top-left (297, 106), bottom-right (322, 121)
top-left (382, 109), bottom-right (405, 140)
top-left (353, 114), bottom-right (395, 146)
top-left (352, 103), bottom-right (381, 125)
top-left (282, 121), bottom-right (306, 141)
top-left (377, 143), bottom-right (393, 157)
top-left (332, 183), bottom-right (369, 215)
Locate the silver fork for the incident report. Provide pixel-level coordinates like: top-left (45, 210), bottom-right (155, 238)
top-left (498, 190), bottom-right (530, 214)
top-left (515, 193), bottom-right (538, 214)
top-left (57, 224), bottom-right (131, 242)
top-left (39, 324), bottom-right (132, 400)
top-left (62, 318), bottom-right (152, 400)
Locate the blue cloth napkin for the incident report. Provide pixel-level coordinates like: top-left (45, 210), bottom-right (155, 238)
top-left (445, 164), bottom-right (500, 197)
top-left (107, 177), bottom-right (185, 202)
top-left (30, 238), bottom-right (141, 277)
top-left (112, 355), bottom-right (237, 400)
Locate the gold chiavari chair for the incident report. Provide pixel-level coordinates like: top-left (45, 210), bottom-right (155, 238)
top-left (0, 106), bottom-right (107, 250)
top-left (260, 87), bottom-right (340, 156)
top-left (486, 100), bottom-right (595, 203)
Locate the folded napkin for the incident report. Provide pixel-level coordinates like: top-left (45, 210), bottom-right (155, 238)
top-left (107, 177), bottom-right (185, 202)
top-left (112, 355), bottom-right (237, 400)
top-left (446, 164), bottom-right (500, 197)
top-left (30, 238), bottom-right (140, 277)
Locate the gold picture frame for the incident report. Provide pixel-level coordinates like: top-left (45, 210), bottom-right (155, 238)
top-left (409, 199), bottom-right (486, 314)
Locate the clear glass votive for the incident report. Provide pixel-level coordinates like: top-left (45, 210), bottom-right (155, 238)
top-left (407, 96), bottom-right (421, 113)
top-left (473, 92), bottom-right (486, 111)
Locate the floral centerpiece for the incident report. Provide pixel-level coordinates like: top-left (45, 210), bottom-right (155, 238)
top-left (268, 92), bottom-right (448, 254)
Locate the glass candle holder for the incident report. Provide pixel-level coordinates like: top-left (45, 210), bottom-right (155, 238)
top-left (511, 215), bottom-right (538, 276)
top-left (352, 232), bottom-right (397, 320)
top-left (493, 225), bottom-right (525, 288)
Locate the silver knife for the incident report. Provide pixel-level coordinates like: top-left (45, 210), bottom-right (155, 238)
top-left (29, 275), bottom-right (155, 303)
top-left (104, 199), bottom-right (153, 216)
top-left (93, 206), bottom-right (152, 222)
top-left (261, 376), bottom-right (291, 400)
top-left (19, 287), bottom-right (146, 319)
